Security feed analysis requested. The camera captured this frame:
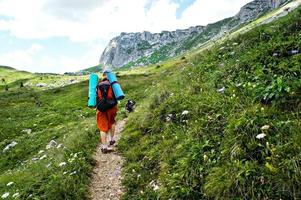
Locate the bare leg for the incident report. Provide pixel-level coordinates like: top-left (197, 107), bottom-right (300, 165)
top-left (109, 123), bottom-right (116, 141)
top-left (100, 131), bottom-right (108, 148)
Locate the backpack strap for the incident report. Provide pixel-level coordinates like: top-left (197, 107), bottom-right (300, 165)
top-left (98, 81), bottom-right (111, 98)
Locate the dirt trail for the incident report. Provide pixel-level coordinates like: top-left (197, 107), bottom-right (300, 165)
top-left (89, 119), bottom-right (127, 200)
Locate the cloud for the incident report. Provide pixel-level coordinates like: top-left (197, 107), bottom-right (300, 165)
top-left (179, 0), bottom-right (252, 27)
top-left (43, 0), bottom-right (108, 21)
top-left (0, 44), bottom-right (44, 70)
top-left (0, 0), bottom-right (252, 42)
top-left (0, 0), bottom-right (253, 73)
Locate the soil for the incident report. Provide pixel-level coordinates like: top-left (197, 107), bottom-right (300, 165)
top-left (89, 119), bottom-right (127, 200)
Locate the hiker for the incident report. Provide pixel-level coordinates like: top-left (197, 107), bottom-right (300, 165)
top-left (125, 99), bottom-right (136, 113)
top-left (96, 71), bottom-right (118, 154)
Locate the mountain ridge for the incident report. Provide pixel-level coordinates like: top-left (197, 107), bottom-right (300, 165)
top-left (99, 0), bottom-right (291, 69)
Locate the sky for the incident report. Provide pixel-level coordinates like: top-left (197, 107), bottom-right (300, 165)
top-left (0, 0), bottom-right (252, 73)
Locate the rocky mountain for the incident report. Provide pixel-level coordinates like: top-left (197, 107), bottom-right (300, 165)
top-left (100, 0), bottom-right (291, 69)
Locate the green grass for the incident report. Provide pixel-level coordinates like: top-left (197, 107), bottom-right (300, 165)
top-left (0, 64), bottom-right (160, 199)
top-left (0, 66), bottom-right (88, 92)
top-left (0, 78), bottom-right (100, 199)
top-left (1, 4), bottom-right (300, 200)
top-left (118, 6), bottom-right (301, 199)
top-left (80, 65), bottom-right (103, 73)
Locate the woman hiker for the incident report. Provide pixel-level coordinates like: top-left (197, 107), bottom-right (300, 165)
top-left (96, 71), bottom-right (118, 154)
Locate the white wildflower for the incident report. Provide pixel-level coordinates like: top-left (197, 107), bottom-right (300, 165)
top-left (3, 141), bottom-right (18, 152)
top-left (31, 157), bottom-right (39, 161)
top-left (63, 172), bottom-right (67, 175)
top-left (46, 163), bottom-right (52, 168)
top-left (70, 171), bottom-right (77, 175)
top-left (217, 87), bottom-right (225, 94)
top-left (290, 49), bottom-right (299, 55)
top-left (182, 110), bottom-right (189, 115)
top-left (59, 162), bottom-right (66, 167)
top-left (1, 192), bottom-right (9, 199)
top-left (150, 180), bottom-right (160, 191)
top-left (22, 129), bottom-right (32, 134)
top-left (153, 184), bottom-right (159, 191)
top-left (39, 155), bottom-right (47, 160)
top-left (12, 193), bottom-right (19, 198)
top-left (166, 114), bottom-right (172, 122)
top-left (6, 182), bottom-right (13, 186)
top-left (38, 150), bottom-right (44, 154)
top-left (261, 125), bottom-right (270, 131)
top-left (46, 140), bottom-right (57, 149)
top-left (56, 144), bottom-right (63, 149)
top-left (256, 133), bottom-right (266, 139)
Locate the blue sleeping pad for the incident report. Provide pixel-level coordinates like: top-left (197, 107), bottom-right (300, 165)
top-left (88, 73), bottom-right (99, 107)
top-left (106, 72), bottom-right (125, 100)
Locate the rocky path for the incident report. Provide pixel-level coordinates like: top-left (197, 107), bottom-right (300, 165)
top-left (89, 119), bottom-right (127, 200)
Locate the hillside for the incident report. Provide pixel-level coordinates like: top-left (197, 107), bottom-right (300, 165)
top-left (117, 5), bottom-right (301, 199)
top-left (0, 64), bottom-right (157, 198)
top-left (99, 0), bottom-right (291, 69)
top-left (0, 2), bottom-right (300, 200)
top-left (0, 66), bottom-right (33, 87)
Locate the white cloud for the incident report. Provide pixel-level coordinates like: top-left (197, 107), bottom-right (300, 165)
top-left (0, 0), bottom-right (253, 73)
top-left (0, 0), bottom-right (252, 41)
top-left (0, 42), bottom-right (101, 73)
top-left (179, 0), bottom-right (253, 27)
top-left (0, 44), bottom-right (44, 71)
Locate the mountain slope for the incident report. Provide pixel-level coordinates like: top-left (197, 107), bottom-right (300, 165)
top-left (0, 65), bottom-right (158, 198)
top-left (118, 5), bottom-right (301, 199)
top-left (100, 0), bottom-right (291, 69)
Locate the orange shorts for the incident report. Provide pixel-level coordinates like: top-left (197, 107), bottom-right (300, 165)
top-left (96, 106), bottom-right (117, 132)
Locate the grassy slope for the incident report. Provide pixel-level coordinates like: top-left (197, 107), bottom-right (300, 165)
top-left (118, 6), bottom-right (301, 199)
top-left (0, 66), bottom-right (34, 90)
top-left (0, 64), bottom-right (158, 198)
top-left (0, 5), bottom-right (300, 200)
top-left (81, 65), bottom-right (103, 73)
top-left (0, 79), bottom-right (99, 199)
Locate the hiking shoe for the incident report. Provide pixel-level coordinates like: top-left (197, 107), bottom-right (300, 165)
top-left (109, 140), bottom-right (116, 146)
top-left (101, 148), bottom-right (108, 154)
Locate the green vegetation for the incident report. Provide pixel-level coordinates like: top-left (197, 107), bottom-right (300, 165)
top-left (0, 71), bottom-right (101, 199)
top-left (118, 6), bottom-right (301, 199)
top-left (121, 43), bottom-right (176, 69)
top-left (0, 64), bottom-right (156, 198)
top-left (1, 4), bottom-right (300, 200)
top-left (137, 41), bottom-right (152, 51)
top-left (80, 65), bottom-right (103, 73)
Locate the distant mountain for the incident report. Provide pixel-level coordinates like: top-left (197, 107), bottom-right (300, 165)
top-left (0, 65), bottom-right (16, 70)
top-left (99, 0), bottom-right (291, 69)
